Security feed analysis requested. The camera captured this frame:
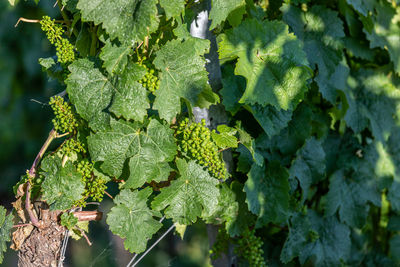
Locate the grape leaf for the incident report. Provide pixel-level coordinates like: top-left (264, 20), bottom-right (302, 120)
top-left (152, 159), bottom-right (220, 225)
top-left (290, 137), bottom-right (325, 202)
top-left (88, 119), bottom-right (176, 189)
top-left (202, 183), bottom-right (238, 227)
top-left (60, 212), bottom-right (78, 230)
top-left (281, 4), bottom-right (345, 103)
top-left (220, 64), bottom-right (245, 115)
top-left (218, 19), bottom-right (311, 110)
top-left (109, 62), bottom-right (149, 122)
top-left (344, 70), bottom-right (397, 141)
top-left (160, 0), bottom-right (185, 19)
top-left (325, 170), bottom-right (376, 228)
top-left (77, 0), bottom-right (159, 44)
top-left (361, 2), bottom-right (400, 74)
top-left (227, 181), bottom-right (255, 237)
top-left (281, 211), bottom-right (351, 266)
top-left (346, 0), bottom-right (375, 16)
top-left (153, 38), bottom-right (211, 122)
top-left (280, 212), bottom-right (311, 264)
top-left (40, 156), bottom-right (85, 210)
top-left (107, 188), bottom-right (162, 253)
top-left (100, 41), bottom-right (131, 75)
top-left (390, 234), bottom-right (400, 261)
top-left (211, 125), bottom-right (238, 149)
top-left (244, 162), bottom-right (290, 227)
top-left (249, 104), bottom-right (293, 138)
top-left (209, 0), bottom-right (246, 29)
top-left (299, 211), bottom-right (351, 266)
top-left (66, 59), bottom-right (113, 132)
top-left (0, 206), bottom-right (13, 264)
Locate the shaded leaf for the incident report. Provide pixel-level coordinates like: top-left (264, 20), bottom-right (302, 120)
top-left (244, 162), bottom-right (290, 227)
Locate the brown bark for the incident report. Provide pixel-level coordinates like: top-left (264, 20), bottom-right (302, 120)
top-left (17, 209), bottom-right (65, 267)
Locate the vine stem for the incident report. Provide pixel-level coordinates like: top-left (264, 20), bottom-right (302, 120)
top-left (13, 223), bottom-right (32, 228)
top-left (14, 17), bottom-right (64, 27)
top-left (72, 211), bottom-right (103, 221)
top-left (29, 129), bottom-right (57, 178)
top-left (104, 191), bottom-right (114, 199)
top-left (26, 129), bottom-right (63, 228)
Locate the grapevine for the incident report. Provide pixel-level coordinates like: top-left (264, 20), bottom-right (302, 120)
top-left (3, 0), bottom-right (400, 266)
top-left (175, 118), bottom-right (227, 179)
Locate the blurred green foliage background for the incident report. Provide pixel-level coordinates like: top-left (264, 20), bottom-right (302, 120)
top-left (0, 1), bottom-right (211, 266)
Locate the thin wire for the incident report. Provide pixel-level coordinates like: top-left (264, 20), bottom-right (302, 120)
top-left (58, 229), bottom-right (69, 267)
top-left (126, 217), bottom-right (166, 267)
top-left (129, 223), bottom-right (176, 267)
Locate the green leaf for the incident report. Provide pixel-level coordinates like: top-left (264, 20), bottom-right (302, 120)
top-left (249, 104), bottom-right (292, 138)
top-left (236, 124), bottom-right (264, 166)
top-left (109, 62), bottom-right (149, 122)
top-left (107, 188), bottom-right (162, 253)
top-left (219, 19), bottom-right (311, 110)
top-left (88, 119), bottom-right (176, 189)
top-left (260, 103), bottom-right (312, 156)
top-left (281, 4), bottom-right (345, 103)
top-left (343, 37), bottom-right (375, 61)
top-left (209, 0), bottom-right (246, 29)
top-left (77, 0), bottom-right (159, 44)
top-left (290, 137), bottom-right (325, 202)
top-left (281, 211), bottom-right (351, 266)
top-left (0, 206), bottom-right (13, 264)
top-left (38, 57), bottom-right (55, 69)
top-left (160, 0), bottom-right (185, 19)
top-left (152, 159), bottom-right (220, 224)
top-left (325, 170), bottom-right (375, 228)
top-left (362, 2), bottom-right (400, 74)
top-left (280, 212), bottom-right (311, 264)
top-left (100, 41), bottom-right (131, 75)
top-left (202, 183), bottom-right (238, 227)
top-left (220, 64), bottom-right (245, 115)
top-left (153, 38), bottom-right (211, 122)
top-left (40, 156), bottom-right (85, 210)
top-left (299, 212), bottom-right (351, 266)
top-left (244, 162), bottom-right (290, 227)
top-left (211, 125), bottom-right (238, 149)
top-left (60, 212), bottom-right (78, 230)
top-left (346, 0), bottom-right (375, 16)
top-left (66, 59), bottom-right (113, 132)
top-left (390, 234), bottom-right (400, 261)
top-left (344, 70), bottom-right (397, 141)
top-left (227, 181), bottom-right (255, 237)
top-left (389, 182), bottom-right (400, 212)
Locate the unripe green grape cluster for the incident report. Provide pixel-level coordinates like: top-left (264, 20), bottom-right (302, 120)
top-left (40, 16), bottom-right (75, 64)
top-left (138, 56), bottom-right (160, 93)
top-left (76, 159), bottom-right (107, 206)
top-left (49, 96), bottom-right (79, 134)
top-left (209, 227), bottom-right (229, 260)
top-left (235, 228), bottom-right (266, 267)
top-left (59, 138), bottom-right (86, 157)
top-left (175, 118), bottom-right (227, 179)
